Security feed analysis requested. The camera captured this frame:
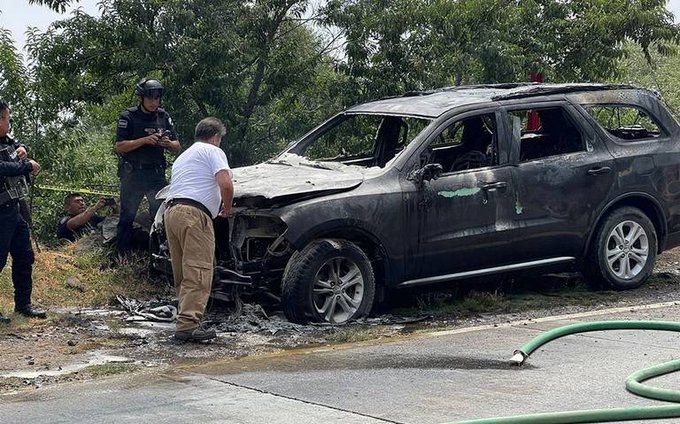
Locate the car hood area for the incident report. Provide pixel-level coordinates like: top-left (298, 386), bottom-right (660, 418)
top-left (232, 154), bottom-right (367, 208)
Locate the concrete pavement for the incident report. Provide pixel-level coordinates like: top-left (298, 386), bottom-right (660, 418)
top-left (2, 301), bottom-right (680, 423)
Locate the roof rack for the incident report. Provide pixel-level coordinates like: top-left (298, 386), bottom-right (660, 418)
top-left (400, 83), bottom-right (535, 98)
top-left (398, 83), bottom-right (649, 101)
top-left (490, 83), bottom-right (645, 101)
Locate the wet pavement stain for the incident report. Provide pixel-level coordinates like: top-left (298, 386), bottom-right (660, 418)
top-left (196, 354), bottom-right (534, 375)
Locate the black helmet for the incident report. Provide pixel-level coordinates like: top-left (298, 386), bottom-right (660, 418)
top-left (134, 78), bottom-right (165, 98)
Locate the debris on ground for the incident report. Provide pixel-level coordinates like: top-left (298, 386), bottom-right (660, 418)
top-left (208, 303), bottom-right (313, 335)
top-left (312, 314), bottom-right (433, 327)
top-left (116, 295), bottom-right (177, 322)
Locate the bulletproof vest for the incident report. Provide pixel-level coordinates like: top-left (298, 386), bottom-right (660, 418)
top-left (0, 136), bottom-right (29, 205)
top-left (119, 106), bottom-right (173, 167)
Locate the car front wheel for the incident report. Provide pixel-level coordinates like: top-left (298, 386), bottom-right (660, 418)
top-left (585, 206), bottom-right (657, 290)
top-left (281, 239), bottom-right (376, 324)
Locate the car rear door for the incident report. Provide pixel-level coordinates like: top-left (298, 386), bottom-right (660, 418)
top-left (503, 101), bottom-right (616, 261)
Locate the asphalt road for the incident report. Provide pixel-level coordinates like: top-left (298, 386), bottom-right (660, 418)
top-left (2, 302), bottom-right (680, 424)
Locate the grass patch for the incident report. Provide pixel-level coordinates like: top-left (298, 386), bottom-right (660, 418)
top-left (0, 242), bottom-right (171, 334)
top-left (58, 340), bottom-right (102, 355)
top-left (79, 362), bottom-right (139, 378)
top-left (405, 290), bottom-right (505, 317)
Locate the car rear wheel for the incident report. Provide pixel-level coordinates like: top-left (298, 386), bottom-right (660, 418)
top-left (281, 239), bottom-right (375, 324)
top-left (585, 207), bottom-right (657, 290)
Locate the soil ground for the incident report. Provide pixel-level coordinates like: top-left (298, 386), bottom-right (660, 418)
top-left (2, 247), bottom-right (680, 393)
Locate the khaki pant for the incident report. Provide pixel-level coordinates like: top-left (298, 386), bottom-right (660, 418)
top-left (164, 204), bottom-right (215, 332)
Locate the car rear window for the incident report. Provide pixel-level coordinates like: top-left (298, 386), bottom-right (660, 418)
top-left (508, 107), bottom-right (585, 162)
top-left (584, 105), bottom-right (665, 141)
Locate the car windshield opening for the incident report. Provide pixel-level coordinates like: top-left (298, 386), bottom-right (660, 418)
top-left (296, 114), bottom-right (431, 168)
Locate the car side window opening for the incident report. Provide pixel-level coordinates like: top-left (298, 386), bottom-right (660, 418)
top-left (583, 105), bottom-right (664, 141)
top-left (508, 107), bottom-right (585, 162)
top-left (302, 114), bottom-right (430, 168)
top-left (427, 113), bottom-right (497, 172)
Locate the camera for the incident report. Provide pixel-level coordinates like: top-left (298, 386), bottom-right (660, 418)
top-left (103, 197), bottom-right (116, 206)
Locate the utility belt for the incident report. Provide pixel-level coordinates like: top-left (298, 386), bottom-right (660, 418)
top-left (166, 198), bottom-right (212, 218)
top-left (0, 197), bottom-right (18, 210)
top-left (120, 161), bottom-right (165, 173)
top-left (0, 177), bottom-right (29, 206)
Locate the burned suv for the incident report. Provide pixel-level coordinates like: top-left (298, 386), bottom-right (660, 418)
top-left (151, 83), bottom-right (680, 324)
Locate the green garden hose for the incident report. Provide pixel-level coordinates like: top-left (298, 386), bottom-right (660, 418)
top-left (448, 320), bottom-right (680, 424)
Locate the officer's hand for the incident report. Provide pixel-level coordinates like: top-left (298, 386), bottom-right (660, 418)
top-left (158, 136), bottom-right (171, 147)
top-left (16, 146), bottom-right (27, 159)
top-left (147, 133), bottom-right (161, 145)
top-left (28, 160), bottom-right (40, 175)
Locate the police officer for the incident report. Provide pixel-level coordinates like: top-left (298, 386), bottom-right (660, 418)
top-left (0, 99), bottom-right (44, 323)
top-left (115, 79), bottom-right (180, 256)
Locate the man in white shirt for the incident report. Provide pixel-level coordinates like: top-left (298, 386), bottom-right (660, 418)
top-left (164, 117), bottom-right (234, 342)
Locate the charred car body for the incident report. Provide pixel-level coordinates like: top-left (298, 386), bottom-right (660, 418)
top-left (151, 83), bottom-right (680, 324)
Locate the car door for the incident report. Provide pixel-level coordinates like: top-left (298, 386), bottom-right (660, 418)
top-left (400, 109), bottom-right (518, 285)
top-left (504, 102), bottom-right (616, 261)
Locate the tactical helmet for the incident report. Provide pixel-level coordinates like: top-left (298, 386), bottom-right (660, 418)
top-left (134, 78), bottom-right (165, 98)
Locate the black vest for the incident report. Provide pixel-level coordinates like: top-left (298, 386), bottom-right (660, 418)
top-left (0, 136), bottom-right (29, 206)
top-left (116, 106), bottom-right (176, 167)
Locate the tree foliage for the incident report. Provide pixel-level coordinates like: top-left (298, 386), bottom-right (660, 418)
top-left (24, 0), bottom-right (342, 166)
top-left (324, 0), bottom-right (679, 101)
top-left (28, 0), bottom-right (78, 13)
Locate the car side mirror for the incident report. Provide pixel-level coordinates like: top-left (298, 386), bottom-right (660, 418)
top-left (408, 163), bottom-right (443, 187)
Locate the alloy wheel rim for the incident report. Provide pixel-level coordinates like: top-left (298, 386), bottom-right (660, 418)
top-left (313, 257), bottom-right (365, 323)
top-left (605, 220), bottom-right (649, 280)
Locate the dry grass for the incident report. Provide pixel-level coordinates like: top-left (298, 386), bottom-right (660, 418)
top-left (0, 242), bottom-right (169, 329)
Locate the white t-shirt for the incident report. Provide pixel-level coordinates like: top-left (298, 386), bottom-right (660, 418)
top-left (166, 141), bottom-right (232, 218)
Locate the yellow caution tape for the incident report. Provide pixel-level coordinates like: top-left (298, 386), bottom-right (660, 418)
top-left (36, 184), bottom-right (118, 197)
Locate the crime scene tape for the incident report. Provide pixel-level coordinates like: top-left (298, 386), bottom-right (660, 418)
top-left (36, 184), bottom-right (118, 197)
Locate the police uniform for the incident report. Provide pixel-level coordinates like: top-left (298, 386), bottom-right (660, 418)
top-left (57, 214), bottom-right (105, 242)
top-left (115, 105), bottom-right (177, 254)
top-left (0, 135), bottom-right (35, 311)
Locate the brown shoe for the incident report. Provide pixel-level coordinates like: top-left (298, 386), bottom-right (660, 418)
top-left (174, 325), bottom-right (216, 342)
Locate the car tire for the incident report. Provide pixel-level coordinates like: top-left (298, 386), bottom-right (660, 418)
top-left (281, 239), bottom-right (376, 324)
top-left (585, 206), bottom-right (657, 290)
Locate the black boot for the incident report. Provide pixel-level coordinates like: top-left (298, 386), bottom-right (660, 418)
top-left (15, 305), bottom-right (47, 319)
top-left (0, 312), bottom-right (10, 324)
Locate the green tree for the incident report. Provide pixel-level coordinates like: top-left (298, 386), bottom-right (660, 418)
top-left (619, 41), bottom-right (680, 115)
top-left (28, 0), bottom-right (78, 13)
top-left (24, 0), bottom-right (342, 166)
top-left (324, 0), bottom-right (680, 101)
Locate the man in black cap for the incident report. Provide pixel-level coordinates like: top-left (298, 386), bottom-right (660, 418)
top-left (0, 99), bottom-right (44, 323)
top-left (115, 78), bottom-right (180, 256)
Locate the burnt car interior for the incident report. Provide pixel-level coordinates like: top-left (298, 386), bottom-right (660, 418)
top-left (584, 105), bottom-right (665, 141)
top-left (509, 107), bottom-right (585, 161)
top-left (426, 113), bottom-right (497, 172)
